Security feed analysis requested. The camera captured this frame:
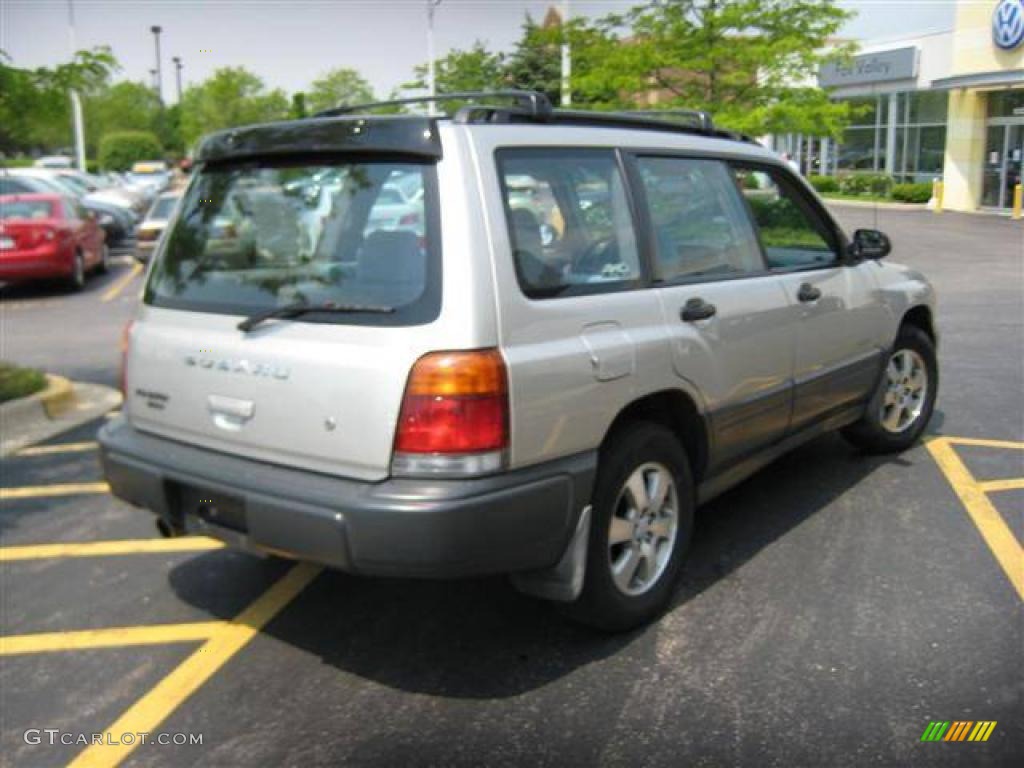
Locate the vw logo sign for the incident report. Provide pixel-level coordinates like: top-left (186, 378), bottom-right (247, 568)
top-left (993, 0), bottom-right (1024, 50)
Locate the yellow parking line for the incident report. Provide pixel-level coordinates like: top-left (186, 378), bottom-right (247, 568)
top-left (69, 562), bottom-right (321, 768)
top-left (17, 441), bottom-right (98, 456)
top-left (0, 622), bottom-right (224, 655)
top-left (101, 262), bottom-right (142, 303)
top-left (927, 437), bottom-right (1024, 601)
top-left (0, 537), bottom-right (223, 562)
top-left (977, 478), bottom-right (1024, 494)
top-left (945, 437), bottom-right (1024, 451)
top-left (0, 482), bottom-right (109, 500)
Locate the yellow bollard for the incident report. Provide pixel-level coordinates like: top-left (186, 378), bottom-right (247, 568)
top-left (1013, 183), bottom-right (1022, 220)
top-left (933, 179), bottom-right (944, 214)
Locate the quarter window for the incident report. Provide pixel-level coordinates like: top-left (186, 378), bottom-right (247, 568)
top-left (498, 149), bottom-right (641, 298)
top-left (733, 168), bottom-right (838, 269)
top-left (637, 157), bottom-right (763, 281)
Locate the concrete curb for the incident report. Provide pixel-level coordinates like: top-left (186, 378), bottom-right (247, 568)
top-left (824, 198), bottom-right (928, 211)
top-left (0, 376), bottom-right (122, 457)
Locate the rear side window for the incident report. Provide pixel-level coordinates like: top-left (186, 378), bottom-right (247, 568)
top-left (497, 149), bottom-right (641, 298)
top-left (636, 157), bottom-right (763, 281)
top-left (732, 167), bottom-right (838, 269)
top-left (145, 159), bottom-right (439, 326)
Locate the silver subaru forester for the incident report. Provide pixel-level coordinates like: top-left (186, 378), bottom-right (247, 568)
top-left (99, 92), bottom-right (938, 631)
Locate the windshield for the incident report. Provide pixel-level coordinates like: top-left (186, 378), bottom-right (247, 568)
top-left (145, 159), bottom-right (439, 326)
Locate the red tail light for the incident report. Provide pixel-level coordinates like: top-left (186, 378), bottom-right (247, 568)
top-left (394, 349), bottom-right (508, 471)
top-left (398, 212), bottom-right (420, 227)
top-left (119, 321), bottom-right (133, 397)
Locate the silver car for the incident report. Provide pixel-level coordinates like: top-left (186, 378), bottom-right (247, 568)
top-left (99, 93), bottom-right (938, 631)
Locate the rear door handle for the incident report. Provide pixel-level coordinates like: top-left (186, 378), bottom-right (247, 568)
top-left (797, 283), bottom-right (822, 303)
top-left (680, 298), bottom-right (717, 322)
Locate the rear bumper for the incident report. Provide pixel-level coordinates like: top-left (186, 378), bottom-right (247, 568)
top-left (0, 245), bottom-right (70, 280)
top-left (98, 417), bottom-right (596, 578)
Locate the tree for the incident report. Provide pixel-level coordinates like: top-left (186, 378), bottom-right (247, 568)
top-left (83, 81), bottom-right (161, 155)
top-left (407, 42), bottom-right (505, 95)
top-left (504, 14), bottom-right (562, 104)
top-left (0, 47), bottom-right (117, 154)
top-left (98, 131), bottom-right (163, 171)
top-left (571, 0), bottom-right (856, 137)
top-left (178, 67), bottom-right (290, 147)
top-left (306, 67), bottom-right (374, 113)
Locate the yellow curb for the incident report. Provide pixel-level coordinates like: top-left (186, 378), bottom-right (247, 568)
top-left (39, 374), bottom-right (76, 418)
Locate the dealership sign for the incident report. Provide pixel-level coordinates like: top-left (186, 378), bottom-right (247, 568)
top-left (993, 0), bottom-right (1024, 50)
top-left (818, 47), bottom-right (919, 88)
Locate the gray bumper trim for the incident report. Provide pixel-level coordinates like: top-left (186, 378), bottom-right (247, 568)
top-left (98, 417), bottom-right (596, 578)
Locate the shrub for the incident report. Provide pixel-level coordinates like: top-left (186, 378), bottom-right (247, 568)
top-left (0, 155), bottom-right (36, 168)
top-left (891, 182), bottom-right (933, 204)
top-left (808, 175), bottom-right (839, 194)
top-left (0, 362), bottom-right (47, 404)
top-left (838, 172), bottom-right (894, 198)
top-left (86, 159), bottom-right (100, 174)
top-left (98, 131), bottom-right (163, 172)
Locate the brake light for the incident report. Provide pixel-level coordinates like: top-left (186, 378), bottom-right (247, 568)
top-left (398, 212), bottom-right (420, 227)
top-left (119, 321), bottom-right (133, 398)
top-left (392, 349), bottom-right (508, 476)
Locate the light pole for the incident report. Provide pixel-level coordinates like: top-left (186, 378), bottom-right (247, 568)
top-left (560, 0), bottom-right (571, 106)
top-left (149, 68), bottom-right (158, 92)
top-left (426, 0), bottom-right (441, 115)
top-left (66, 0), bottom-right (86, 171)
top-left (150, 25), bottom-right (163, 104)
top-left (172, 56), bottom-right (183, 103)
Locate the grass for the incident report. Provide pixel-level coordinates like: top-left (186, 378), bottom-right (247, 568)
top-left (820, 192), bottom-right (923, 204)
top-left (0, 362), bottom-right (47, 404)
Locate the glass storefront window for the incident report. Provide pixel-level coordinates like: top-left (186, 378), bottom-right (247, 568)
top-left (987, 90), bottom-right (1024, 119)
top-left (894, 125), bottom-right (946, 182)
top-left (836, 127), bottom-right (877, 171)
top-left (845, 96), bottom-right (879, 128)
top-left (903, 91), bottom-right (948, 124)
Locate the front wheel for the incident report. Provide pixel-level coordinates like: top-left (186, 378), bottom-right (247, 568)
top-left (565, 422), bottom-right (694, 632)
top-left (842, 325), bottom-right (938, 453)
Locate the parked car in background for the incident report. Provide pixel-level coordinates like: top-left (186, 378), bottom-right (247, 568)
top-left (126, 162), bottom-right (171, 194)
top-left (135, 191), bottom-right (181, 263)
top-left (0, 171), bottom-right (135, 246)
top-left (0, 193), bottom-right (107, 289)
top-left (33, 155), bottom-right (74, 169)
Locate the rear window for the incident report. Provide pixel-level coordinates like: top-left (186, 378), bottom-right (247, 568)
top-left (144, 159), bottom-right (439, 326)
top-left (1, 200), bottom-right (55, 220)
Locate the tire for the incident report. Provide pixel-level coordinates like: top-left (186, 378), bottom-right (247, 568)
top-left (842, 325), bottom-right (938, 453)
top-left (565, 422), bottom-right (694, 632)
top-left (67, 251), bottom-right (86, 291)
top-left (96, 244), bottom-right (110, 274)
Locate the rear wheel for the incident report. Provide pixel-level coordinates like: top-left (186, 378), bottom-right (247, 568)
top-left (566, 422), bottom-right (693, 632)
top-left (67, 251), bottom-right (86, 291)
top-left (842, 325), bottom-right (938, 453)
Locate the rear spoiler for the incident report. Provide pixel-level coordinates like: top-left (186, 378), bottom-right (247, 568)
top-left (196, 116), bottom-right (442, 164)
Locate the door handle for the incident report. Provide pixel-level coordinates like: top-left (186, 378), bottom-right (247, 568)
top-left (680, 297), bottom-right (717, 322)
top-left (797, 283), bottom-right (822, 303)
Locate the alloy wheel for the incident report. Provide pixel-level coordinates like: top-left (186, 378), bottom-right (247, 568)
top-left (607, 462), bottom-right (679, 596)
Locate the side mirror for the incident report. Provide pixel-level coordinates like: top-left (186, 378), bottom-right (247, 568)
top-left (850, 228), bottom-right (891, 260)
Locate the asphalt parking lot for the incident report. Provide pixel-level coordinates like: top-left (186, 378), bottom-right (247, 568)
top-left (1, 209), bottom-right (1021, 767)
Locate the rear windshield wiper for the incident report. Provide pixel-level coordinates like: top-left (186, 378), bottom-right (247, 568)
top-left (237, 301), bottom-right (395, 332)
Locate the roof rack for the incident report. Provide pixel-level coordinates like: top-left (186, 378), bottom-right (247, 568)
top-left (315, 90), bottom-right (553, 119)
top-left (313, 89), bottom-right (754, 144)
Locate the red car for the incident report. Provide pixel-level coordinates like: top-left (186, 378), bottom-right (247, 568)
top-left (0, 193), bottom-right (108, 290)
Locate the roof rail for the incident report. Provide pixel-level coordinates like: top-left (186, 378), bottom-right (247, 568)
top-left (618, 109), bottom-right (714, 133)
top-left (315, 90), bottom-right (553, 119)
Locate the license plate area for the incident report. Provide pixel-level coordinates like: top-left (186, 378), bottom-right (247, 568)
top-left (175, 483), bottom-right (247, 533)
top-left (0, 236), bottom-right (14, 249)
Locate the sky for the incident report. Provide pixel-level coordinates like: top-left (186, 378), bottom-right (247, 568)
top-left (1, 0), bottom-right (960, 102)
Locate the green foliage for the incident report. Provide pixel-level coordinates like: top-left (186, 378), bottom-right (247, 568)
top-left (891, 182), bottom-right (932, 203)
top-left (838, 172), bottom-right (894, 197)
top-left (0, 155), bottom-right (36, 168)
top-left (290, 92), bottom-right (307, 119)
top-left (745, 194), bottom-right (809, 230)
top-left (808, 174), bottom-right (839, 194)
top-left (83, 81), bottom-right (162, 156)
top-left (178, 67), bottom-right (289, 147)
top-left (0, 362), bottom-right (47, 404)
top-left (0, 47), bottom-right (117, 154)
top-left (504, 14), bottom-right (562, 104)
top-left (306, 68), bottom-right (374, 114)
top-left (98, 131), bottom-right (163, 171)
top-left (408, 42), bottom-right (506, 100)
top-left (568, 0), bottom-right (856, 136)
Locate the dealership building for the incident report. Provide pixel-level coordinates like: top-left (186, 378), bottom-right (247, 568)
top-left (777, 0), bottom-right (1023, 212)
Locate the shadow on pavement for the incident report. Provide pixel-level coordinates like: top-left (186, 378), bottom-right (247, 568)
top-left (166, 420), bottom-right (946, 701)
